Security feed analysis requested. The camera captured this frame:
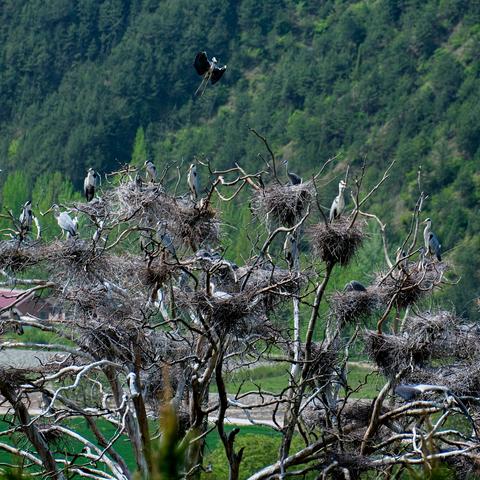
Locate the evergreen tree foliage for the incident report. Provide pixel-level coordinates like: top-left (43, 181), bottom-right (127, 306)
top-left (0, 0), bottom-right (479, 317)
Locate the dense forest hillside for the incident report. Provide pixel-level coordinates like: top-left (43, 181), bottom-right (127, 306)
top-left (0, 0), bottom-right (479, 317)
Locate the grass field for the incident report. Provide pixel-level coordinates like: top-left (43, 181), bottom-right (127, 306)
top-left (211, 362), bottom-right (385, 399)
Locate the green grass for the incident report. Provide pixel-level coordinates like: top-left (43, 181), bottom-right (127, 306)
top-left (211, 362), bottom-right (385, 399)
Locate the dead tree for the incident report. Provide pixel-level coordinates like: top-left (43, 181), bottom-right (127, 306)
top-left (0, 155), bottom-right (477, 480)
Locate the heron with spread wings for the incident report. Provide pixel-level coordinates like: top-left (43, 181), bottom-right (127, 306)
top-left (193, 51), bottom-right (227, 97)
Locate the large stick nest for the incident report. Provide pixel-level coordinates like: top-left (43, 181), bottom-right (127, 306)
top-left (374, 261), bottom-right (447, 309)
top-left (176, 288), bottom-right (263, 335)
top-left (365, 311), bottom-right (480, 377)
top-left (329, 288), bottom-right (382, 327)
top-left (169, 202), bottom-right (220, 250)
top-left (0, 240), bottom-right (43, 272)
top-left (363, 331), bottom-right (432, 376)
top-left (309, 217), bottom-right (364, 266)
top-left (251, 182), bottom-right (313, 227)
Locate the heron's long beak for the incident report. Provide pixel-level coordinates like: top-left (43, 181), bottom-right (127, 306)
top-left (41, 206), bottom-right (54, 216)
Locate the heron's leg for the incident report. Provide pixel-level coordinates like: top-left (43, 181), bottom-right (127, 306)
top-left (194, 75), bottom-right (208, 97)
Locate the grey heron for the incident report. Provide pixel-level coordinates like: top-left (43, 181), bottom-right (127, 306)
top-left (193, 51), bottom-right (227, 97)
top-left (395, 383), bottom-right (478, 436)
top-left (157, 222), bottom-right (176, 256)
top-left (83, 168), bottom-right (98, 202)
top-left (144, 161), bottom-right (157, 183)
top-left (417, 246), bottom-right (427, 271)
top-left (126, 372), bottom-right (140, 398)
top-left (92, 220), bottom-right (105, 243)
top-left (50, 204), bottom-right (77, 238)
top-left (134, 173), bottom-right (143, 190)
top-left (343, 280), bottom-right (366, 292)
top-left (395, 247), bottom-right (408, 274)
top-left (19, 201), bottom-right (33, 236)
top-left (209, 282), bottom-right (232, 300)
top-left (423, 218), bottom-right (442, 261)
top-left (282, 159), bottom-right (302, 185)
top-left (187, 164), bottom-right (200, 201)
top-left (283, 232), bottom-right (298, 269)
top-left (329, 180), bottom-right (347, 222)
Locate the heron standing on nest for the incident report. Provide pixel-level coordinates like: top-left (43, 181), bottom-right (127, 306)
top-left (187, 164), bottom-right (200, 201)
top-left (49, 204), bottom-right (78, 239)
top-left (423, 218), bottom-right (442, 261)
top-left (83, 168), bottom-right (98, 202)
top-left (144, 161), bottom-right (157, 183)
top-left (329, 180), bottom-right (347, 222)
top-left (193, 51), bottom-right (227, 97)
top-left (343, 280), bottom-right (366, 292)
top-left (282, 159), bottom-right (302, 185)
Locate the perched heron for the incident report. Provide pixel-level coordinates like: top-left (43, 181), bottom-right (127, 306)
top-left (50, 204), bottom-right (77, 238)
top-left (134, 173), bottom-right (143, 190)
top-left (144, 161), bottom-right (157, 183)
top-left (394, 383), bottom-right (446, 401)
top-left (187, 164), bottom-right (200, 200)
top-left (92, 220), bottom-right (105, 243)
top-left (283, 232), bottom-right (298, 269)
top-left (394, 383), bottom-right (477, 436)
top-left (282, 159), bottom-right (302, 185)
top-left (126, 372), bottom-right (140, 398)
top-left (417, 246), bottom-right (427, 271)
top-left (343, 280), bottom-right (367, 292)
top-left (395, 247), bottom-right (408, 274)
top-left (209, 282), bottom-right (232, 300)
top-left (329, 180), bottom-right (347, 222)
top-left (19, 200), bottom-right (33, 236)
top-left (83, 168), bottom-right (98, 202)
top-left (157, 222), bottom-right (176, 256)
top-left (193, 51), bottom-right (227, 97)
top-left (423, 218), bottom-right (442, 261)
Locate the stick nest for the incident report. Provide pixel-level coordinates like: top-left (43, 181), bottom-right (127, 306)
top-left (309, 218), bottom-right (364, 266)
top-left (252, 182), bottom-right (313, 227)
top-left (0, 240), bottom-right (41, 272)
top-left (329, 288), bottom-right (382, 327)
top-left (363, 331), bottom-right (432, 376)
top-left (375, 261), bottom-right (447, 309)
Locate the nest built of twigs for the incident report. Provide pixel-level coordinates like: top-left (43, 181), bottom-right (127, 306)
top-left (0, 240), bottom-right (41, 272)
top-left (329, 288), bottom-right (382, 327)
top-left (375, 260), bottom-right (447, 309)
top-left (252, 182), bottom-right (313, 227)
top-left (176, 289), bottom-right (263, 334)
top-left (170, 202), bottom-right (220, 250)
top-left (309, 217), bottom-right (364, 266)
top-left (363, 331), bottom-right (432, 376)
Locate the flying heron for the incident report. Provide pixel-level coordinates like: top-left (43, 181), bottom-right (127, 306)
top-left (193, 51), bottom-right (227, 97)
top-left (343, 280), bottom-right (367, 292)
top-left (144, 161), bottom-right (157, 183)
top-left (282, 159), bottom-right (302, 185)
top-left (187, 164), bottom-right (200, 201)
top-left (83, 168), bottom-right (98, 202)
top-left (329, 180), bottom-right (347, 222)
top-left (423, 218), bottom-right (442, 261)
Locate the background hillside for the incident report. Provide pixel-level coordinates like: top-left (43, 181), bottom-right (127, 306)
top-left (1, 0), bottom-right (479, 318)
